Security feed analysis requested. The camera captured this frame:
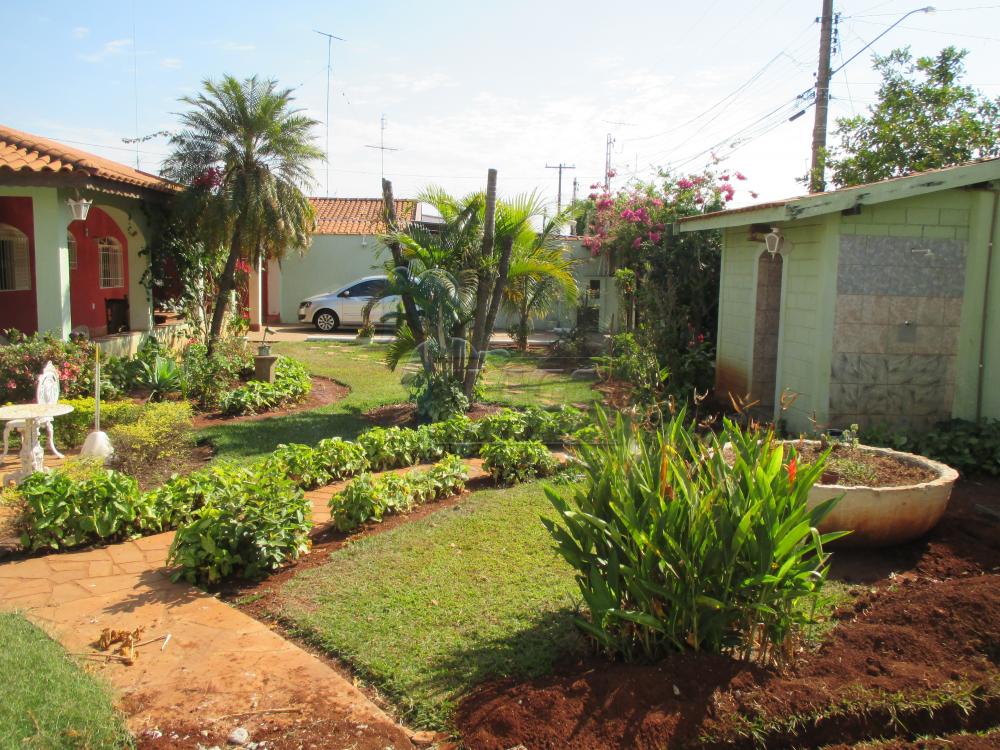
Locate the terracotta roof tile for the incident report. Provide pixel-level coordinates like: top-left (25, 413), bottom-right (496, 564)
top-left (0, 124), bottom-right (176, 193)
top-left (310, 197), bottom-right (417, 235)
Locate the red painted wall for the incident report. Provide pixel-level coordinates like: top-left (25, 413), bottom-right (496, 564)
top-left (68, 207), bottom-right (129, 335)
top-left (0, 196), bottom-right (39, 334)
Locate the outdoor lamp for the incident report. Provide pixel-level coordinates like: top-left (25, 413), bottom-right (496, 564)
top-left (67, 195), bottom-right (93, 222)
top-left (765, 228), bottom-right (784, 256)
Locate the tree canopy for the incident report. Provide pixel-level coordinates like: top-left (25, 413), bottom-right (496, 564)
top-left (829, 46), bottom-right (1000, 188)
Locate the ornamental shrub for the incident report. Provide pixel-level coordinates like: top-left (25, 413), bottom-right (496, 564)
top-left (543, 409), bottom-right (844, 663)
top-left (0, 330), bottom-right (97, 403)
top-left (219, 356), bottom-right (311, 416)
top-left (421, 415), bottom-right (478, 457)
top-left (478, 409), bottom-right (529, 442)
top-left (18, 460), bottom-right (154, 550)
top-left (54, 398), bottom-right (144, 449)
top-left (167, 465), bottom-right (310, 584)
top-left (329, 455), bottom-right (469, 532)
top-left (107, 401), bottom-right (195, 482)
top-left (480, 439), bottom-right (558, 484)
top-left (181, 339), bottom-right (254, 410)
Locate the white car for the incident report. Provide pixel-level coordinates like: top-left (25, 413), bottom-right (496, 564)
top-left (297, 275), bottom-right (399, 333)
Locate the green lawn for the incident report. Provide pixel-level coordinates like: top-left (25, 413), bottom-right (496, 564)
top-left (0, 612), bottom-right (132, 749)
top-left (276, 480), bottom-right (584, 729)
top-left (200, 340), bottom-right (598, 463)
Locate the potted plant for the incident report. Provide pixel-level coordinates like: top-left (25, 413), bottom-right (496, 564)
top-left (258, 327), bottom-right (275, 357)
top-left (356, 320), bottom-right (376, 343)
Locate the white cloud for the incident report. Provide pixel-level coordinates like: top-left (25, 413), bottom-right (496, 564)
top-left (79, 38), bottom-right (131, 63)
top-left (71, 26), bottom-right (89, 39)
top-left (220, 41), bottom-right (255, 52)
top-left (160, 57), bottom-right (182, 70)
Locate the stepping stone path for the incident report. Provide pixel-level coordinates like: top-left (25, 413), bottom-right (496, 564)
top-left (0, 458), bottom-right (491, 748)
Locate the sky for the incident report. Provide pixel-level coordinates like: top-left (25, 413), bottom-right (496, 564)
top-left (6, 0), bottom-right (1000, 211)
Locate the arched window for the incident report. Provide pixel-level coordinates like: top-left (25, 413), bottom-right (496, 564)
top-left (67, 232), bottom-right (78, 270)
top-left (0, 223), bottom-right (30, 291)
top-left (97, 237), bottom-right (124, 288)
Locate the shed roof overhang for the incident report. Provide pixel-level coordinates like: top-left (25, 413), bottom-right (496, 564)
top-left (675, 158), bottom-right (1000, 233)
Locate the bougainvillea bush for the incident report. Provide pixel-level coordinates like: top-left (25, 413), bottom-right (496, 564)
top-left (0, 330), bottom-right (97, 403)
top-left (578, 166), bottom-right (755, 401)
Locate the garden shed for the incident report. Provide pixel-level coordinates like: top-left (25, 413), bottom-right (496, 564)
top-left (676, 158), bottom-right (1000, 434)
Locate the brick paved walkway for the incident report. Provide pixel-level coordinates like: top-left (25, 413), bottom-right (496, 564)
top-left (0, 457), bottom-right (491, 747)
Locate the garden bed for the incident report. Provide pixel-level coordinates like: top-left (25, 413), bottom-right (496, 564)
top-left (191, 375), bottom-right (348, 427)
top-left (793, 442), bottom-right (938, 487)
top-left (363, 401), bottom-right (502, 428)
top-left (455, 477), bottom-right (1000, 750)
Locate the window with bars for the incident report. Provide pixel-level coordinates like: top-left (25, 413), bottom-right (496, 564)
top-left (0, 225), bottom-right (30, 292)
top-left (98, 237), bottom-right (124, 288)
top-left (68, 233), bottom-right (78, 270)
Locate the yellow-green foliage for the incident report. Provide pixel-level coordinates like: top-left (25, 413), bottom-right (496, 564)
top-left (54, 398), bottom-right (143, 449)
top-left (107, 401), bottom-right (195, 478)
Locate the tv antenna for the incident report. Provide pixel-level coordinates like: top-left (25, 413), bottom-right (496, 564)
top-left (364, 114), bottom-right (400, 180)
top-left (314, 29), bottom-right (346, 196)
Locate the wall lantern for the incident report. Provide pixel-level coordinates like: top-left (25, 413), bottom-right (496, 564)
top-left (765, 227), bottom-right (784, 256)
top-left (67, 195), bottom-right (93, 222)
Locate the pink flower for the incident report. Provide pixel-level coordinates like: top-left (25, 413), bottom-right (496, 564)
top-left (606, 168), bottom-right (617, 178)
top-left (648, 231), bottom-right (661, 243)
top-left (694, 194), bottom-right (705, 205)
top-left (750, 191), bottom-right (759, 199)
top-left (651, 198), bottom-right (663, 207)
top-left (632, 237), bottom-right (642, 249)
top-left (588, 192), bottom-right (598, 201)
top-left (677, 178), bottom-right (694, 190)
top-left (720, 174), bottom-right (730, 181)
top-left (735, 171), bottom-right (747, 181)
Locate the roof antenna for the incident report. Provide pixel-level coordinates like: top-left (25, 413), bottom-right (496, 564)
top-left (364, 114), bottom-right (400, 181)
top-left (314, 29), bottom-right (346, 197)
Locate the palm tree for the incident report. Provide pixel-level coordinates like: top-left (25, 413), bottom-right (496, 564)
top-left (162, 75), bottom-right (321, 351)
top-left (503, 211), bottom-right (579, 351)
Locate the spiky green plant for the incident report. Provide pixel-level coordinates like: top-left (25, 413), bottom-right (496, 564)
top-left (543, 409), bottom-right (846, 663)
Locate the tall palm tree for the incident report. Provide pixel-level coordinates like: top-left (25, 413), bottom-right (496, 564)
top-left (162, 75), bottom-right (321, 351)
top-left (503, 210), bottom-right (579, 351)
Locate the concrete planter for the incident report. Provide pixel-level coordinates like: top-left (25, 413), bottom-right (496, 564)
top-left (793, 441), bottom-right (959, 547)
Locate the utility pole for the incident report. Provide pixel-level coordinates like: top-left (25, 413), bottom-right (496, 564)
top-left (365, 114), bottom-right (400, 181)
top-left (604, 133), bottom-right (615, 191)
top-left (314, 29), bottom-right (346, 197)
top-left (571, 177), bottom-right (578, 204)
top-left (809, 0), bottom-right (834, 193)
top-left (545, 162), bottom-right (576, 216)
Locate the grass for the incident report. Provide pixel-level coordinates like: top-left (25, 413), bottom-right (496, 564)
top-left (200, 340), bottom-right (597, 463)
top-left (0, 612), bottom-right (132, 749)
top-left (277, 479), bottom-right (584, 729)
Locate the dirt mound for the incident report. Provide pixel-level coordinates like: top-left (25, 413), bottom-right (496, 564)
top-left (455, 480), bottom-right (1000, 750)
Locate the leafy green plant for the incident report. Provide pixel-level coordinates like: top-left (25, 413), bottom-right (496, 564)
top-left (329, 455), bottom-right (469, 532)
top-left (480, 439), bottom-right (557, 484)
top-left (167, 465), bottom-right (311, 584)
top-left (18, 461), bottom-right (154, 550)
top-left (478, 409), bottom-right (529, 442)
top-left (107, 401), bottom-right (195, 481)
top-left (219, 356), bottom-right (312, 416)
top-left (421, 415), bottom-right (479, 458)
top-left (862, 419), bottom-right (1000, 476)
top-left (522, 406), bottom-right (588, 445)
top-left (134, 356), bottom-right (183, 400)
top-left (411, 371), bottom-right (470, 423)
top-left (357, 426), bottom-right (436, 471)
top-left (263, 438), bottom-right (369, 490)
top-left (543, 410), bottom-right (845, 663)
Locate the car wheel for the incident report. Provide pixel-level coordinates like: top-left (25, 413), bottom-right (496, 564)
top-left (314, 309), bottom-right (339, 332)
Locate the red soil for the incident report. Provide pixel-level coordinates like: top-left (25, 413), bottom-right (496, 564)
top-left (190, 375), bottom-right (348, 427)
top-left (455, 478), bottom-right (1000, 750)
